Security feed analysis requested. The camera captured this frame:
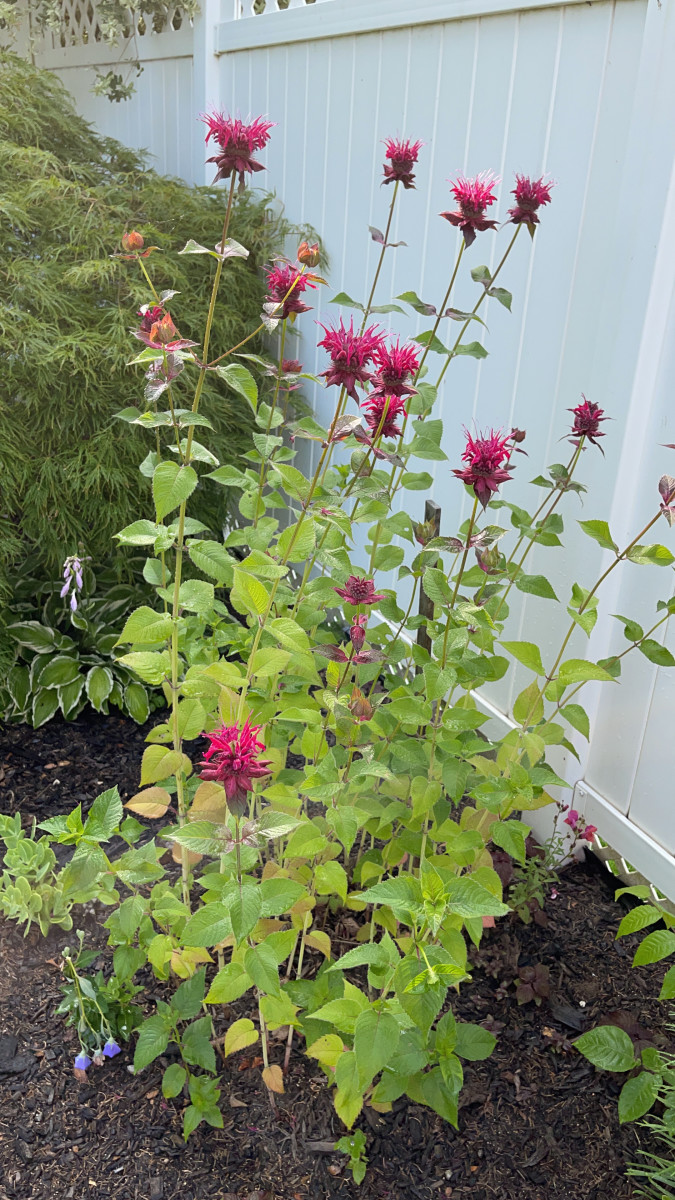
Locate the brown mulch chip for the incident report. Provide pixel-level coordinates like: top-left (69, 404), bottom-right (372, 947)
top-left (0, 712), bottom-right (669, 1198)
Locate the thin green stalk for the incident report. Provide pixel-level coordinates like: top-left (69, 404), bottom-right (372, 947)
top-left (253, 318), bottom-right (287, 525)
top-left (441, 497), bottom-right (480, 664)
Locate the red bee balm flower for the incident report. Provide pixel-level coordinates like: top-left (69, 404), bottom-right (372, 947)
top-left (568, 396), bottom-right (607, 450)
top-left (362, 394), bottom-right (407, 439)
top-left (370, 338), bottom-right (420, 399)
top-left (383, 137), bottom-right (423, 189)
top-left (454, 428), bottom-right (514, 508)
top-left (441, 172), bottom-right (499, 247)
top-left (508, 175), bottom-right (553, 227)
top-left (318, 318), bottom-right (384, 400)
top-left (201, 111), bottom-right (274, 186)
top-left (265, 264), bottom-right (313, 319)
top-left (334, 575), bottom-right (385, 607)
top-left (198, 720), bottom-right (273, 817)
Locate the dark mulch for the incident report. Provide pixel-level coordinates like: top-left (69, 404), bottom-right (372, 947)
top-left (0, 713), bottom-right (669, 1200)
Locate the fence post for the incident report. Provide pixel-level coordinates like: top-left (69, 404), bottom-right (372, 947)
top-left (415, 499), bottom-right (441, 664)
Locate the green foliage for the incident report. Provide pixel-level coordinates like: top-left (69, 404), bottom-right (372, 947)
top-left (0, 51), bottom-right (292, 600)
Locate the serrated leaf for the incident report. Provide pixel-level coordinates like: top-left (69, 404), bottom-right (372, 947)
top-left (125, 787), bottom-right (172, 819)
top-left (574, 1025), bottom-right (637, 1072)
top-left (224, 1018), bottom-right (258, 1057)
top-left (153, 462), bottom-right (198, 521)
top-left (501, 641), bottom-right (545, 675)
top-left (215, 363), bottom-right (258, 413)
top-left (633, 929), bottom-right (675, 966)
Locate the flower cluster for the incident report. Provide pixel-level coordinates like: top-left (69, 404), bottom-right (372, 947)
top-left (198, 721), bottom-right (273, 817)
top-left (265, 263), bottom-right (313, 319)
top-left (318, 319), bottom-right (384, 400)
top-left (508, 175), bottom-right (553, 228)
top-left (370, 338), bottom-right (420, 400)
top-left (201, 111), bottom-right (274, 186)
top-left (335, 575), bottom-right (385, 607)
top-left (382, 137), bottom-right (423, 189)
top-left (60, 555), bottom-right (86, 613)
top-left (564, 809), bottom-right (598, 843)
top-left (441, 172), bottom-right (499, 246)
top-left (74, 1039), bottom-right (120, 1075)
top-left (453, 428), bottom-right (514, 509)
top-left (362, 393), bottom-right (407, 440)
top-left (568, 396), bottom-right (607, 450)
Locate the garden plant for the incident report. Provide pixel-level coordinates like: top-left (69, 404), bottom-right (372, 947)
top-left (4, 108), bottom-right (675, 1164)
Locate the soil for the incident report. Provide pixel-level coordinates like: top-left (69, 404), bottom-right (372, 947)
top-left (0, 712), bottom-right (670, 1200)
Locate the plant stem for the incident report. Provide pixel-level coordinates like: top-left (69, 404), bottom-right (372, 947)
top-left (253, 319), bottom-right (287, 526)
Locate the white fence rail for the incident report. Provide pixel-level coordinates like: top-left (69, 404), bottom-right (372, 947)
top-left (13, 0), bottom-right (675, 899)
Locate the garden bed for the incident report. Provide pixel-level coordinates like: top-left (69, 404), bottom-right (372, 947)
top-left (0, 714), bottom-right (667, 1200)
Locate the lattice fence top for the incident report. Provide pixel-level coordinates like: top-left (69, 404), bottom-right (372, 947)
top-left (48, 1), bottom-right (187, 47)
top-left (242, 0), bottom-right (321, 15)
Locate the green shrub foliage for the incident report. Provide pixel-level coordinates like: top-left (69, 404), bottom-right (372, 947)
top-left (0, 51), bottom-right (289, 599)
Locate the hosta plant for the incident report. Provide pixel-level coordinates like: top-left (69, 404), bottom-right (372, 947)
top-left (24, 118), bottom-right (675, 1146)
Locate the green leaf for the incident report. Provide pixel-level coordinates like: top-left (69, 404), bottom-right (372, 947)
top-left (444, 878), bottom-right (509, 920)
top-left (259, 876), bottom-right (305, 916)
top-left (574, 1025), bottom-right (637, 1072)
top-left (353, 1009), bottom-right (400, 1087)
top-left (118, 606), bottom-right (173, 645)
top-left (230, 885), bottom-right (262, 944)
top-left (471, 265), bottom-right (492, 285)
top-left (178, 579), bottom-right (215, 614)
top-left (557, 659), bottom-right (614, 686)
top-left (402, 471), bottom-right (434, 491)
top-left (638, 639), bottom-right (675, 667)
top-left (454, 1023), bottom-right (497, 1061)
top-left (206, 962), bottom-right (252, 1004)
top-left (488, 286), bottom-right (512, 310)
top-left (134, 1015), bottom-right (170, 1072)
top-left (153, 461), bottom-right (198, 521)
top-left (560, 703), bottom-right (590, 740)
top-left (181, 1016), bottom-right (216, 1072)
top-left (315, 861), bottom-right (348, 905)
top-left (453, 341), bottom-right (487, 359)
top-left (244, 942), bottom-right (280, 996)
top-left (579, 520), bottom-right (618, 553)
top-left (85, 665), bottom-right (113, 712)
top-left (512, 680), bottom-right (544, 726)
top-left (181, 903), bottom-right (232, 949)
top-left (187, 540), bottom-right (234, 584)
top-left (491, 820), bottom-right (528, 865)
top-left (124, 682), bottom-right (150, 724)
top-left (423, 567), bottom-right (453, 606)
top-left (171, 968), bottom-right (206, 1020)
top-left (330, 291), bottom-right (365, 312)
top-left (501, 641), bottom-right (545, 675)
top-left (230, 568), bottom-right (269, 618)
top-left (140, 745), bottom-right (187, 786)
top-left (515, 574), bottom-right (558, 601)
top-left (37, 655), bottom-right (81, 689)
top-left (397, 290), bottom-right (437, 316)
top-left (162, 1064), bottom-right (187, 1099)
top-left (6, 621), bottom-right (56, 652)
top-left (618, 1071), bottom-right (660, 1123)
top-left (216, 363), bottom-right (258, 413)
top-left (224, 1017), bottom-right (258, 1057)
top-left (83, 786), bottom-right (123, 841)
top-left (32, 688), bottom-right (59, 728)
top-left (118, 651), bottom-right (171, 686)
top-left (616, 905), bottom-right (662, 937)
top-left (633, 929), bottom-right (675, 966)
top-left (626, 544), bottom-right (675, 567)
top-left (660, 965), bottom-right (675, 1000)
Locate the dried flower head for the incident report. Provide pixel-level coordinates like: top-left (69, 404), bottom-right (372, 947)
top-left (383, 137), bottom-right (423, 189)
top-left (334, 575), bottom-right (385, 607)
top-left (122, 230), bottom-right (144, 252)
top-left (297, 241), bottom-right (320, 267)
top-left (362, 394), bottom-right (407, 440)
top-left (440, 172), bottom-right (499, 246)
top-left (317, 318), bottom-right (384, 400)
top-left (198, 721), bottom-right (273, 818)
top-left (201, 111), bottom-right (274, 186)
top-left (370, 338), bottom-right (420, 399)
top-left (453, 428), bottom-right (514, 508)
top-left (265, 263), bottom-right (313, 320)
top-left (508, 175), bottom-right (553, 228)
top-left (568, 396), bottom-right (607, 451)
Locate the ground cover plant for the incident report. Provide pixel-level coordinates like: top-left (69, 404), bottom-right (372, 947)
top-left (3, 109), bottom-right (675, 1180)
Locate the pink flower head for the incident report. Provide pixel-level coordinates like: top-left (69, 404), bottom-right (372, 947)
top-left (198, 720), bottom-right (273, 818)
top-left (349, 613), bottom-right (368, 651)
top-left (440, 172), bottom-right (499, 247)
top-left (362, 394), bottom-right (407, 440)
top-left (317, 318), bottom-right (384, 400)
top-left (334, 575), bottom-right (385, 607)
top-left (453, 428), bottom-right (514, 508)
top-left (370, 338), bottom-right (420, 400)
top-left (265, 263), bottom-right (314, 320)
top-left (508, 175), bottom-right (553, 227)
top-left (582, 824), bottom-right (598, 843)
top-left (201, 111), bottom-right (274, 186)
top-left (383, 137), bottom-right (423, 189)
top-left (568, 396), bottom-right (607, 451)
top-left (563, 809), bottom-right (580, 831)
top-left (138, 304), bottom-right (165, 334)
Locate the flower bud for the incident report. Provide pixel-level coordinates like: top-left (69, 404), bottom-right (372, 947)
top-left (297, 241), bottom-right (320, 267)
top-left (349, 615), bottom-right (367, 651)
top-left (122, 230), bottom-right (144, 252)
top-left (349, 687), bottom-right (373, 723)
top-left (150, 312), bottom-right (179, 345)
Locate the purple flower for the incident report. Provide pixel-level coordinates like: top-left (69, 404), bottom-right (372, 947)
top-left (563, 809), bottom-right (580, 832)
top-left (201, 111), bottom-right (274, 187)
top-left (453, 428), bottom-right (514, 509)
top-left (103, 1039), bottom-right (121, 1058)
top-left (61, 555), bottom-right (88, 613)
top-left (440, 172), bottom-right (499, 247)
top-left (317, 318), bottom-right (384, 401)
top-left (334, 576), bottom-right (385, 607)
top-left (568, 396), bottom-right (607, 450)
top-left (198, 721), bottom-right (273, 818)
top-left (74, 1052), bottom-right (91, 1071)
top-left (383, 137), bottom-right (423, 189)
top-left (507, 175), bottom-right (553, 228)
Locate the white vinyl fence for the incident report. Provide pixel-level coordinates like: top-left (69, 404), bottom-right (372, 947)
top-left (14, 0), bottom-right (675, 900)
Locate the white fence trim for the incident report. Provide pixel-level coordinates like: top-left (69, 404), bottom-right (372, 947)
top-left (35, 30), bottom-right (193, 69)
top-left (215, 0), bottom-right (600, 53)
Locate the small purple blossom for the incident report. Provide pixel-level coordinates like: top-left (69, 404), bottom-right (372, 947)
top-left (563, 809), bottom-right (580, 831)
top-left (60, 555), bottom-right (88, 613)
top-left (334, 575), bottom-right (385, 607)
top-left (74, 1052), bottom-right (91, 1071)
top-left (103, 1039), bottom-right (121, 1058)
